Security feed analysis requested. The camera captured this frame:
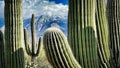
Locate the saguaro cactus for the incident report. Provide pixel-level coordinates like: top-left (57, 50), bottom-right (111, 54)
top-left (24, 14), bottom-right (41, 62)
top-left (43, 27), bottom-right (81, 68)
top-left (0, 31), bottom-right (5, 68)
top-left (95, 0), bottom-right (111, 67)
top-left (68, 0), bottom-right (98, 68)
top-left (107, 0), bottom-right (120, 67)
top-left (4, 0), bottom-right (25, 68)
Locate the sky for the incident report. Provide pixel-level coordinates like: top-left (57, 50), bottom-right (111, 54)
top-left (49, 0), bottom-right (68, 5)
top-left (0, 0), bottom-right (68, 32)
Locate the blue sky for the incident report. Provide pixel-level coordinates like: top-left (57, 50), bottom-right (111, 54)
top-left (49, 0), bottom-right (68, 5)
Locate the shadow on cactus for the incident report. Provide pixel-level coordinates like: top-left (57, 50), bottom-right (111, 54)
top-left (0, 30), bottom-right (6, 68)
top-left (43, 27), bottom-right (81, 68)
top-left (24, 14), bottom-right (41, 62)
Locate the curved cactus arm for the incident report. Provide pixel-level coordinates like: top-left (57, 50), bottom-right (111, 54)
top-left (24, 29), bottom-right (32, 56)
top-left (43, 27), bottom-right (81, 68)
top-left (34, 37), bottom-right (41, 56)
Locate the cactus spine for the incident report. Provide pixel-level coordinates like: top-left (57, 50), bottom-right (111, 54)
top-left (95, 0), bottom-right (111, 67)
top-left (24, 14), bottom-right (41, 62)
top-left (4, 0), bottom-right (25, 68)
top-left (43, 27), bottom-right (81, 68)
top-left (107, 0), bottom-right (120, 67)
top-left (68, 0), bottom-right (98, 68)
top-left (0, 31), bottom-right (5, 68)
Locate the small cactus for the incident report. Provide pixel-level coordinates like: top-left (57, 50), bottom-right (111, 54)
top-left (0, 31), bottom-right (6, 68)
top-left (43, 27), bottom-right (81, 68)
top-left (24, 14), bottom-right (41, 62)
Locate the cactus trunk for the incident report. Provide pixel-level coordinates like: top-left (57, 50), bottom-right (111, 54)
top-left (68, 0), bottom-right (98, 68)
top-left (4, 0), bottom-right (25, 68)
top-left (95, 0), bottom-right (111, 67)
top-left (107, 0), bottom-right (120, 67)
top-left (43, 27), bottom-right (81, 68)
top-left (0, 31), bottom-right (6, 68)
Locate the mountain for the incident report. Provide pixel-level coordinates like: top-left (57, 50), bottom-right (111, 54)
top-left (24, 15), bottom-right (68, 39)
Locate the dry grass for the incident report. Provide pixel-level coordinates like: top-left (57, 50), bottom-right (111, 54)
top-left (25, 44), bottom-right (53, 68)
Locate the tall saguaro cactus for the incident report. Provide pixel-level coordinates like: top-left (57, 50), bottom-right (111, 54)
top-left (68, 0), bottom-right (98, 68)
top-left (95, 0), bottom-right (111, 67)
top-left (43, 27), bottom-right (81, 68)
top-left (107, 0), bottom-right (120, 67)
top-left (4, 0), bottom-right (25, 68)
top-left (0, 31), bottom-right (5, 68)
top-left (24, 14), bottom-right (41, 62)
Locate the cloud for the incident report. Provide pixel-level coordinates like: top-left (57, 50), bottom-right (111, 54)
top-left (0, 0), bottom-right (68, 19)
top-left (22, 0), bottom-right (68, 19)
top-left (0, 26), bottom-right (4, 33)
top-left (0, 1), bottom-right (4, 18)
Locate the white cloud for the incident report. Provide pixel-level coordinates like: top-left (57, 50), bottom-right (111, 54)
top-left (0, 0), bottom-right (68, 19)
top-left (0, 26), bottom-right (4, 33)
top-left (0, 1), bottom-right (4, 18)
top-left (22, 0), bottom-right (68, 19)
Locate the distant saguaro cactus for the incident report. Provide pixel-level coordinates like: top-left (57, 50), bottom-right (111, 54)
top-left (24, 14), bottom-right (41, 62)
top-left (107, 0), bottom-right (120, 67)
top-left (43, 27), bottom-right (81, 68)
top-left (68, 0), bottom-right (98, 68)
top-left (4, 0), bottom-right (25, 68)
top-left (95, 0), bottom-right (111, 67)
top-left (0, 31), bottom-right (5, 68)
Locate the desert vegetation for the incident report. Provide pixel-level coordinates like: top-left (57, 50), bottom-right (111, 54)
top-left (0, 0), bottom-right (119, 68)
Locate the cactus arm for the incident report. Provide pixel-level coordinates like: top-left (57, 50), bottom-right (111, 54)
top-left (34, 37), bottom-right (41, 56)
top-left (24, 29), bottom-right (32, 56)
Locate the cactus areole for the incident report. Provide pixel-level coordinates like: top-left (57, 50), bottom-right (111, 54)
top-left (4, 0), bottom-right (25, 68)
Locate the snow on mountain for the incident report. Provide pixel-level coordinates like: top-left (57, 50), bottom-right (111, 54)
top-left (24, 14), bottom-right (68, 39)
top-left (22, 0), bottom-right (68, 38)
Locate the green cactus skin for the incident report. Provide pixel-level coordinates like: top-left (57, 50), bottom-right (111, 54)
top-left (107, 0), bottom-right (120, 67)
top-left (68, 0), bottom-right (98, 68)
top-left (95, 0), bottom-right (111, 67)
top-left (43, 27), bottom-right (81, 68)
top-left (24, 14), bottom-right (41, 62)
top-left (4, 0), bottom-right (25, 68)
top-left (0, 31), bottom-right (6, 68)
